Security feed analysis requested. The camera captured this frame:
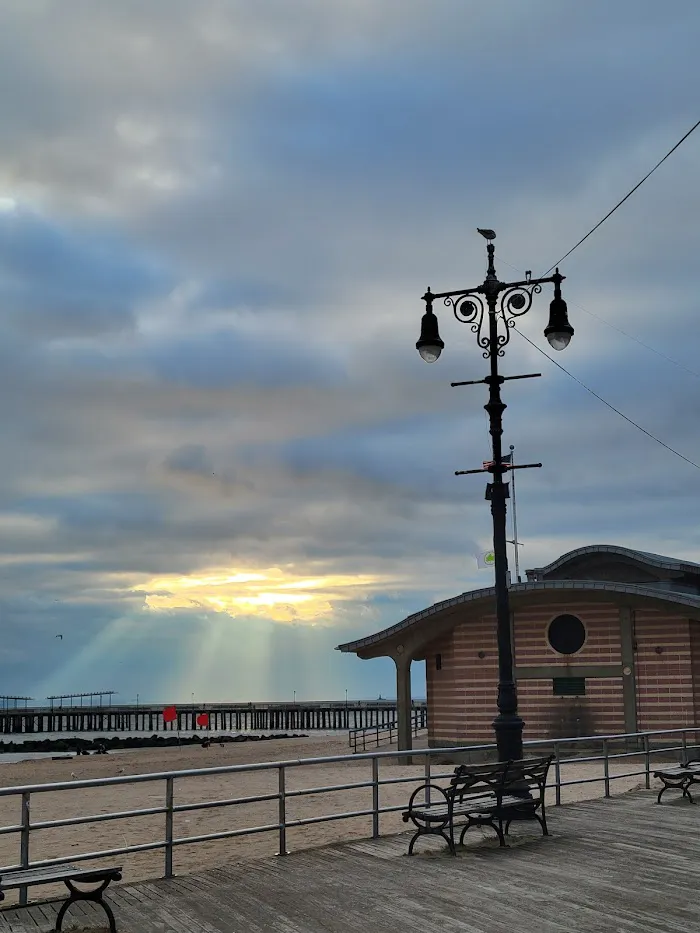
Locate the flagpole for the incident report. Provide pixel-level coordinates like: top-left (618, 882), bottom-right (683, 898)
top-left (509, 444), bottom-right (521, 583)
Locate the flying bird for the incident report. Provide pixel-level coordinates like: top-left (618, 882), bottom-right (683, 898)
top-left (70, 772), bottom-right (78, 779)
top-left (477, 228), bottom-right (497, 240)
top-left (55, 634), bottom-right (63, 640)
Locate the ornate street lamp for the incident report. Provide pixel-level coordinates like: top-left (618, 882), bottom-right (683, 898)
top-left (416, 229), bottom-right (573, 764)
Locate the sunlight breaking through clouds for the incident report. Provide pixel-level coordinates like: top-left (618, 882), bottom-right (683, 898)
top-left (136, 567), bottom-right (388, 623)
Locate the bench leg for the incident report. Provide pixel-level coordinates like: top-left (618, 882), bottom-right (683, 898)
top-left (505, 813), bottom-right (549, 838)
top-left (55, 878), bottom-right (118, 933)
top-left (459, 819), bottom-right (505, 848)
top-left (657, 780), bottom-right (694, 805)
top-left (407, 827), bottom-right (454, 856)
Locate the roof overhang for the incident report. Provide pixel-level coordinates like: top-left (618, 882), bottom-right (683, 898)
top-left (336, 580), bottom-right (700, 660)
top-left (526, 544), bottom-right (700, 580)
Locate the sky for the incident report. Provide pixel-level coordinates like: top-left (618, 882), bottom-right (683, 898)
top-left (0, 0), bottom-right (699, 705)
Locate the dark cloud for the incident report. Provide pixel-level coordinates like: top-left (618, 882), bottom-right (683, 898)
top-left (0, 208), bottom-right (170, 337)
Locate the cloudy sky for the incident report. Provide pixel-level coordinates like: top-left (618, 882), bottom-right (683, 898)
top-left (0, 0), bottom-right (699, 705)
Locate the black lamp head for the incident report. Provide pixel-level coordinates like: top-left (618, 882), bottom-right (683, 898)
top-left (416, 294), bottom-right (444, 363)
top-left (544, 269), bottom-right (573, 351)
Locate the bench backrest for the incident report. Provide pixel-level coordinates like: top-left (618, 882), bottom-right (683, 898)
top-left (504, 755), bottom-right (553, 795)
top-left (449, 759), bottom-right (510, 802)
top-left (448, 754), bottom-right (553, 803)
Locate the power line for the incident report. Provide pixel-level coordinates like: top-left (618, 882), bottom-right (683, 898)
top-left (542, 116), bottom-right (700, 275)
top-left (494, 118), bottom-right (700, 467)
top-left (514, 327), bottom-right (700, 471)
top-left (571, 302), bottom-right (700, 380)
top-left (500, 255), bottom-right (700, 381)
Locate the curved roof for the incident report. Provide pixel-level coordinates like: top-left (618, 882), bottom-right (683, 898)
top-left (525, 544), bottom-right (700, 579)
top-left (336, 579), bottom-right (700, 656)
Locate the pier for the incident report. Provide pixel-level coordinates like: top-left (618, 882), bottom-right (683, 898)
top-left (0, 700), bottom-right (427, 735)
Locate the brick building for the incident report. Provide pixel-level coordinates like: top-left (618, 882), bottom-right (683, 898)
top-left (337, 545), bottom-right (700, 750)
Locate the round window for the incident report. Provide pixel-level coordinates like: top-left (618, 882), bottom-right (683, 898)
top-left (547, 614), bottom-right (586, 655)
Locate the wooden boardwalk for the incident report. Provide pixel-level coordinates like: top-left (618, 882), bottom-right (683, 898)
top-left (0, 790), bottom-right (698, 932)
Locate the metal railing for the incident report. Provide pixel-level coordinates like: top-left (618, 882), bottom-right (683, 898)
top-left (1, 725), bottom-right (698, 906)
top-left (348, 712), bottom-right (425, 753)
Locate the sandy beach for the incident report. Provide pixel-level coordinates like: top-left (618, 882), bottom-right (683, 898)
top-left (0, 734), bottom-right (670, 904)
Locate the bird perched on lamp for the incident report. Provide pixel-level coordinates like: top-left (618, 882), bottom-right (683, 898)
top-left (477, 228), bottom-right (496, 241)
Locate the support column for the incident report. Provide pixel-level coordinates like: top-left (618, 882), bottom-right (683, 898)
top-left (394, 651), bottom-right (412, 752)
top-left (619, 606), bottom-right (638, 736)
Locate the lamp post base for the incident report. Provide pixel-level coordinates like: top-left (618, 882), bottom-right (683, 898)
top-left (493, 711), bottom-right (524, 763)
top-left (493, 712), bottom-right (531, 799)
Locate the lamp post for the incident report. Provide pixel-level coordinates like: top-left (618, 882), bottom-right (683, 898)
top-left (416, 229), bottom-right (573, 764)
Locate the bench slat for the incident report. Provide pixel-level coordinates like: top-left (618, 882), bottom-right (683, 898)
top-left (654, 768), bottom-right (698, 778)
top-left (0, 865), bottom-right (121, 890)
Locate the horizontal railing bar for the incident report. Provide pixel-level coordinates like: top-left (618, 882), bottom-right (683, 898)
top-left (285, 780), bottom-right (375, 799)
top-left (172, 823), bottom-right (279, 846)
top-left (555, 768), bottom-right (647, 789)
top-left (608, 748), bottom-right (646, 761)
top-left (173, 792), bottom-right (280, 814)
top-left (30, 805), bottom-right (168, 831)
top-left (376, 774), bottom-right (443, 788)
top-left (553, 775), bottom-right (617, 788)
top-left (608, 769), bottom-right (648, 781)
top-left (377, 803), bottom-right (410, 816)
top-left (0, 824), bottom-right (22, 837)
top-left (0, 839), bottom-right (167, 873)
top-left (284, 808), bottom-right (376, 829)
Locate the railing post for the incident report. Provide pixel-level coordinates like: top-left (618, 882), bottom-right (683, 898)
top-left (165, 777), bottom-right (174, 878)
top-left (602, 738), bottom-right (610, 798)
top-left (278, 766), bottom-right (288, 855)
top-left (681, 730), bottom-right (688, 765)
top-left (424, 754), bottom-right (431, 806)
top-left (644, 734), bottom-right (651, 789)
top-left (19, 792), bottom-right (30, 906)
top-left (554, 744), bottom-right (561, 807)
top-left (372, 757), bottom-right (380, 838)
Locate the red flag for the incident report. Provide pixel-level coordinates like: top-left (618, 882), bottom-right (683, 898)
top-left (163, 705), bottom-right (177, 723)
top-left (196, 712), bottom-right (209, 728)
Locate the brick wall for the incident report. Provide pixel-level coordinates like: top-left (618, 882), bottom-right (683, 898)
top-left (691, 620), bottom-right (700, 723)
top-left (426, 600), bottom-right (699, 745)
top-left (427, 601), bottom-right (625, 744)
top-left (517, 677), bottom-right (625, 739)
top-left (635, 609), bottom-right (695, 731)
top-left (426, 613), bottom-right (498, 746)
top-left (516, 602), bottom-right (625, 740)
top-left (514, 602), bottom-right (621, 666)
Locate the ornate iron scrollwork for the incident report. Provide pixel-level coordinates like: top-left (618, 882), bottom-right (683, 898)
top-left (445, 293), bottom-right (490, 356)
top-left (447, 284), bottom-right (542, 357)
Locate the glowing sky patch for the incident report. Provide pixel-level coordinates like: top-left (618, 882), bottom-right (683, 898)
top-left (136, 567), bottom-right (387, 623)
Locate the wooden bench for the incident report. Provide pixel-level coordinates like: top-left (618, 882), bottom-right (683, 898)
top-left (402, 755), bottom-right (553, 856)
top-left (653, 759), bottom-right (700, 804)
top-left (0, 864), bottom-right (122, 932)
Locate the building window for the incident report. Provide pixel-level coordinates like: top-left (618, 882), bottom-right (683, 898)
top-left (553, 677), bottom-right (586, 697)
top-left (547, 614), bottom-right (586, 655)
top-left (435, 653), bottom-right (442, 671)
